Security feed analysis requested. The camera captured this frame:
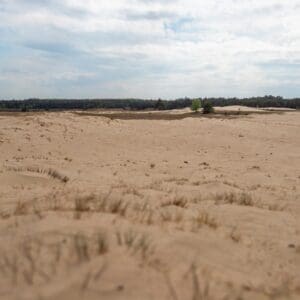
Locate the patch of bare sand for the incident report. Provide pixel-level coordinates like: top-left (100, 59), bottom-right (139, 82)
top-left (0, 109), bottom-right (299, 300)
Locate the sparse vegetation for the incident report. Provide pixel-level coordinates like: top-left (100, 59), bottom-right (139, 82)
top-left (1, 102), bottom-right (299, 300)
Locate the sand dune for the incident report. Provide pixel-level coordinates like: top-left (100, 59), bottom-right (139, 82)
top-left (0, 108), bottom-right (299, 300)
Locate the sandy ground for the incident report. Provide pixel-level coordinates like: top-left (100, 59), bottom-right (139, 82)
top-left (0, 107), bottom-right (299, 300)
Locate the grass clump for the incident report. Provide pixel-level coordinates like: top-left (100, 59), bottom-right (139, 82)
top-left (193, 211), bottom-right (218, 230)
top-left (214, 192), bottom-right (254, 206)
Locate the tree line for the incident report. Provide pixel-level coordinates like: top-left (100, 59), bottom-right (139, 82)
top-left (0, 96), bottom-right (299, 111)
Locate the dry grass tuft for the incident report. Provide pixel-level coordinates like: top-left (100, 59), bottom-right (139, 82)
top-left (159, 208), bottom-right (184, 224)
top-left (72, 192), bottom-right (130, 217)
top-left (164, 177), bottom-right (189, 185)
top-left (161, 264), bottom-right (211, 300)
top-left (122, 186), bottom-right (144, 198)
top-left (14, 201), bottom-right (29, 216)
top-left (0, 231), bottom-right (110, 287)
top-left (192, 211), bottom-right (218, 230)
top-left (213, 191), bottom-right (283, 211)
top-left (162, 196), bottom-right (188, 208)
top-left (74, 196), bottom-right (92, 212)
top-left (115, 229), bottom-right (155, 260)
top-left (9, 191), bottom-right (132, 220)
top-left (47, 168), bottom-right (69, 183)
top-left (214, 192), bottom-right (254, 206)
top-left (73, 233), bottom-right (90, 263)
top-left (7, 166), bottom-right (69, 183)
top-left (96, 232), bottom-right (109, 255)
top-left (107, 199), bottom-right (129, 216)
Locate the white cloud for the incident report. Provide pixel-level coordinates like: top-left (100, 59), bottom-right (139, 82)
top-left (0, 0), bottom-right (299, 98)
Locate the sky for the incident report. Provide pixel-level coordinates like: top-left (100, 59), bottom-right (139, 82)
top-left (0, 0), bottom-right (300, 99)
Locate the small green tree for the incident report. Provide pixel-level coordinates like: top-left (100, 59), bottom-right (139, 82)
top-left (202, 101), bottom-right (214, 114)
top-left (191, 99), bottom-right (201, 112)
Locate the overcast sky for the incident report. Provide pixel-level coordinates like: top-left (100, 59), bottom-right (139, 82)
top-left (0, 0), bottom-right (299, 99)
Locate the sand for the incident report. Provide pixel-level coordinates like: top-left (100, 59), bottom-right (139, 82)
top-left (0, 107), bottom-right (299, 300)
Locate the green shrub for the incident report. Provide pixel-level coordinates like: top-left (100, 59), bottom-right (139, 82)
top-left (191, 99), bottom-right (201, 112)
top-left (202, 101), bottom-right (214, 114)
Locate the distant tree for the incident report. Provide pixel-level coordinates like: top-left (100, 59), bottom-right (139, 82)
top-left (155, 99), bottom-right (165, 110)
top-left (0, 97), bottom-right (299, 111)
top-left (202, 101), bottom-right (214, 114)
top-left (191, 99), bottom-right (201, 112)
